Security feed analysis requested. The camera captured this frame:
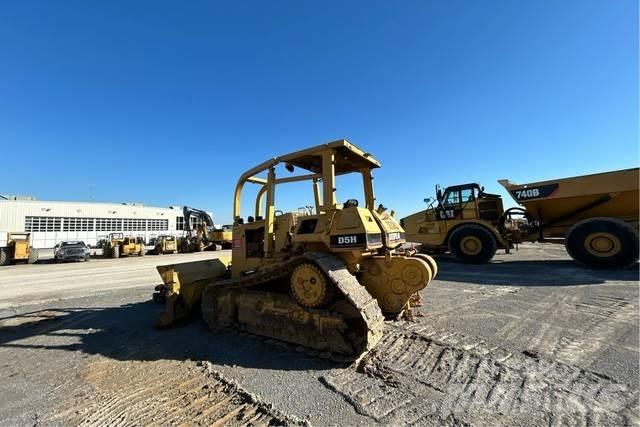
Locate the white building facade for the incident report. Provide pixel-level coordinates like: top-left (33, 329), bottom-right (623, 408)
top-left (0, 197), bottom-right (193, 248)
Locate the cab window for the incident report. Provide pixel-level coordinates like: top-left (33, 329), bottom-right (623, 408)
top-left (443, 191), bottom-right (460, 205)
top-left (461, 188), bottom-right (474, 203)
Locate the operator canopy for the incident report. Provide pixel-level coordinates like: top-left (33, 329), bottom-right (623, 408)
top-left (278, 140), bottom-right (381, 174)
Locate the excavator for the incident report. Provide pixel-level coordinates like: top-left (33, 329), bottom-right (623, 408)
top-left (154, 140), bottom-right (437, 359)
top-left (180, 206), bottom-right (233, 252)
top-left (179, 206), bottom-right (215, 253)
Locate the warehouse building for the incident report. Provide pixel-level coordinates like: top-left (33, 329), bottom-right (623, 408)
top-left (0, 196), bottom-right (205, 249)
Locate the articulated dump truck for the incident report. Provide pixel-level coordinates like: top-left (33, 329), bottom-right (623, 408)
top-left (401, 167), bottom-right (639, 269)
top-left (153, 140), bottom-right (437, 360)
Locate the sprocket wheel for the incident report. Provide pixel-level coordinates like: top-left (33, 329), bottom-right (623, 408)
top-left (291, 262), bottom-right (335, 308)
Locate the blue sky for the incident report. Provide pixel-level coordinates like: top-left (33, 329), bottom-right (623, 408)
top-left (1, 0), bottom-right (637, 223)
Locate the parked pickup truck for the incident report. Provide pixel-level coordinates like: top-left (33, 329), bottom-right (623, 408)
top-left (54, 241), bottom-right (91, 263)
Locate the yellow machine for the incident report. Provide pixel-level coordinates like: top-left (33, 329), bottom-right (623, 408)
top-left (401, 168), bottom-right (639, 268)
top-left (209, 225), bottom-right (233, 249)
top-left (104, 233), bottom-right (146, 258)
top-left (154, 140), bottom-right (437, 359)
top-left (0, 232), bottom-right (38, 266)
top-left (153, 235), bottom-right (178, 255)
top-left (179, 206), bottom-right (215, 253)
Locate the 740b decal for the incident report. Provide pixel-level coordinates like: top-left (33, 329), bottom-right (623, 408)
top-left (511, 183), bottom-right (559, 201)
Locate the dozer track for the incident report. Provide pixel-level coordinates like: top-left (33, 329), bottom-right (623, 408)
top-left (201, 252), bottom-right (385, 360)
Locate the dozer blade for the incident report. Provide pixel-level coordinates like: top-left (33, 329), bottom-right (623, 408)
top-left (155, 257), bottom-right (230, 328)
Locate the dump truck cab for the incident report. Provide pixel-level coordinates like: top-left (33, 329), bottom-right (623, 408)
top-left (433, 183), bottom-right (504, 223)
top-left (401, 183), bottom-right (509, 263)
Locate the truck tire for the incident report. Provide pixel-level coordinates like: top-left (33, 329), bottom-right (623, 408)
top-left (565, 218), bottom-right (639, 269)
top-left (0, 247), bottom-right (10, 266)
top-left (28, 248), bottom-right (39, 264)
top-left (448, 224), bottom-right (497, 264)
top-left (140, 247), bottom-right (146, 257)
top-left (112, 245), bottom-right (120, 259)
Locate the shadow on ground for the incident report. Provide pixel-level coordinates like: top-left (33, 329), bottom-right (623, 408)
top-left (433, 255), bottom-right (639, 286)
top-left (0, 302), bottom-right (336, 371)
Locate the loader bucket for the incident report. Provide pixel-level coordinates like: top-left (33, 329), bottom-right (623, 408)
top-left (155, 256), bottom-right (230, 328)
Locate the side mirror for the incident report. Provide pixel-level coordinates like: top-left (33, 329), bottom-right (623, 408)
top-left (423, 197), bottom-right (432, 204)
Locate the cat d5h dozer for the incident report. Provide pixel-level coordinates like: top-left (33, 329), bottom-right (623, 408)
top-left (154, 139), bottom-right (437, 359)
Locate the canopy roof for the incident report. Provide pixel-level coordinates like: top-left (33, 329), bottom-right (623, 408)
top-left (278, 139), bottom-right (381, 174)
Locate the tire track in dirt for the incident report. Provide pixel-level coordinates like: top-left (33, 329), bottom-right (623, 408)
top-left (322, 323), bottom-right (639, 426)
top-left (46, 358), bottom-right (303, 426)
top-left (552, 294), bottom-right (638, 365)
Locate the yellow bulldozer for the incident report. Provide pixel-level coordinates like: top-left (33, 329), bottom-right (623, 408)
top-left (152, 235), bottom-right (178, 255)
top-left (0, 232), bottom-right (38, 266)
top-left (401, 168), bottom-right (639, 269)
top-left (153, 139), bottom-right (437, 359)
top-left (104, 233), bottom-right (146, 258)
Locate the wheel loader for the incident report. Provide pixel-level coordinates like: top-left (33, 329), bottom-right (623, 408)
top-left (401, 167), bottom-right (639, 268)
top-left (104, 233), bottom-right (146, 258)
top-left (0, 233), bottom-right (38, 266)
top-left (153, 139), bottom-right (437, 359)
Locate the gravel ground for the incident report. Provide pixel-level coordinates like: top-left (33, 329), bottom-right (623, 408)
top-left (0, 244), bottom-right (637, 425)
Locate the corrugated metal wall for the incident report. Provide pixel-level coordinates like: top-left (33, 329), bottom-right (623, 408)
top-left (0, 200), bottom-right (187, 248)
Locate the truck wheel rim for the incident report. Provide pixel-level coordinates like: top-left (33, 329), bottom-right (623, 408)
top-left (584, 232), bottom-right (620, 257)
top-left (291, 264), bottom-right (329, 308)
top-left (460, 236), bottom-right (482, 255)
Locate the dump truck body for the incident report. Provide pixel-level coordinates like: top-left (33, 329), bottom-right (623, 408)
top-left (498, 167), bottom-right (639, 239)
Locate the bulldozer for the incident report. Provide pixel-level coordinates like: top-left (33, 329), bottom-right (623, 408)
top-left (153, 139), bottom-right (437, 359)
top-left (401, 167), bottom-right (639, 268)
top-left (0, 232), bottom-right (38, 266)
top-left (152, 235), bottom-right (178, 255)
top-left (104, 233), bottom-right (146, 258)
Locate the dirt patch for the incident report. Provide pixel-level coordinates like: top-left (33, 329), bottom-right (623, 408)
top-left (321, 322), bottom-right (640, 425)
top-left (46, 358), bottom-right (303, 426)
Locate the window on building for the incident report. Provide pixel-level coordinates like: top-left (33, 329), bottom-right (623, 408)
top-left (148, 219), bottom-right (168, 231)
top-left (25, 216), bottom-right (62, 232)
top-left (176, 216), bottom-right (184, 231)
top-left (62, 218), bottom-right (95, 232)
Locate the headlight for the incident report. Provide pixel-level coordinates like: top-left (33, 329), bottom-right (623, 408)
top-left (366, 233), bottom-right (382, 245)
